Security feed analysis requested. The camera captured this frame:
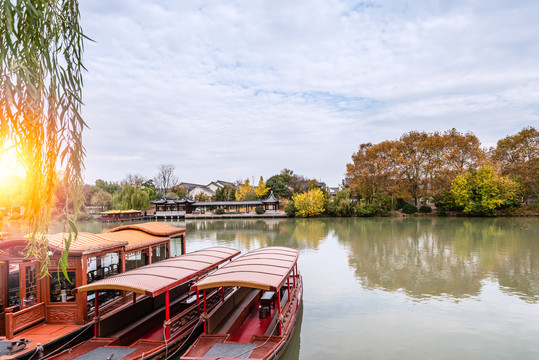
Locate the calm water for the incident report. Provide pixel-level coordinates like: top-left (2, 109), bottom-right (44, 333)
top-left (3, 217), bottom-right (539, 359)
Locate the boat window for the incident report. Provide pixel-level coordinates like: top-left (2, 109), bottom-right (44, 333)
top-left (50, 271), bottom-right (76, 302)
top-left (126, 251), bottom-right (148, 271)
top-left (151, 244), bottom-right (167, 263)
top-left (7, 263), bottom-right (20, 308)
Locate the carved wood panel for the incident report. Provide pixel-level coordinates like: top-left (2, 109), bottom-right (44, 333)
top-left (47, 307), bottom-right (77, 324)
top-left (12, 303), bottom-right (45, 333)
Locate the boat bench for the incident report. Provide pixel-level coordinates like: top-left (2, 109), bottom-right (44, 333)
top-left (208, 288), bottom-right (260, 335)
top-left (107, 292), bottom-right (190, 345)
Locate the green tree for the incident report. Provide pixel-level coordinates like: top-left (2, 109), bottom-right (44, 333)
top-left (326, 189), bottom-right (353, 217)
top-left (215, 185), bottom-right (236, 201)
top-left (292, 188), bottom-right (328, 217)
top-left (112, 185), bottom-right (150, 210)
top-left (266, 174), bottom-right (291, 198)
top-left (450, 166), bottom-right (520, 216)
top-left (1, 0), bottom-right (87, 274)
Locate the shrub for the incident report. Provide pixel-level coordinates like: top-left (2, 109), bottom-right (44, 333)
top-left (356, 204), bottom-right (378, 217)
top-left (292, 188), bottom-right (327, 217)
top-left (373, 193), bottom-right (391, 210)
top-left (396, 198), bottom-right (407, 210)
top-left (215, 208), bottom-right (225, 215)
top-left (284, 202), bottom-right (296, 217)
top-left (255, 206), bottom-right (265, 215)
top-left (437, 208), bottom-right (447, 217)
top-left (402, 203), bottom-right (417, 214)
top-left (419, 205), bottom-right (432, 213)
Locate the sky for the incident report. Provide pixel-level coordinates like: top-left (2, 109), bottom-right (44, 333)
top-left (79, 0), bottom-right (539, 187)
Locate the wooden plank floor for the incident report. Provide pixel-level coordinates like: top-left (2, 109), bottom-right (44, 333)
top-left (1, 323), bottom-right (83, 359)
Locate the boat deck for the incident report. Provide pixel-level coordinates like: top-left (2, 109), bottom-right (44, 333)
top-left (182, 334), bottom-right (281, 359)
top-left (0, 323), bottom-right (84, 359)
top-left (47, 338), bottom-right (165, 360)
top-left (231, 304), bottom-right (274, 342)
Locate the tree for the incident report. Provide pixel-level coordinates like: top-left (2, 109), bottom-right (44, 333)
top-left (326, 189), bottom-right (353, 217)
top-left (346, 141), bottom-right (400, 202)
top-left (450, 166), bottom-right (520, 216)
top-left (95, 179), bottom-right (121, 195)
top-left (266, 174), bottom-right (291, 198)
top-left (112, 185), bottom-right (150, 210)
top-left (169, 185), bottom-right (187, 198)
top-left (1, 0), bottom-right (87, 274)
top-left (90, 190), bottom-right (112, 210)
top-left (292, 188), bottom-right (327, 217)
top-left (255, 176), bottom-right (269, 198)
top-left (236, 179), bottom-right (258, 201)
top-left (154, 164), bottom-right (179, 195)
top-left (215, 185), bottom-right (236, 201)
top-left (492, 127), bottom-right (538, 202)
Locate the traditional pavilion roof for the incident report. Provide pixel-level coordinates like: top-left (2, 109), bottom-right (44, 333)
top-left (193, 200), bottom-right (264, 206)
top-left (191, 246), bottom-right (299, 292)
top-left (151, 197), bottom-right (196, 205)
top-left (261, 191), bottom-right (281, 203)
top-left (73, 247), bottom-right (241, 297)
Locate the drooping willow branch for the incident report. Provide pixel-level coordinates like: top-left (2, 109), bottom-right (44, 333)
top-left (1, 0), bottom-right (88, 277)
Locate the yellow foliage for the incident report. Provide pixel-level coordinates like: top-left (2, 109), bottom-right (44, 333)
top-left (292, 188), bottom-right (327, 217)
top-left (235, 179), bottom-right (255, 201)
top-left (255, 176), bottom-right (269, 198)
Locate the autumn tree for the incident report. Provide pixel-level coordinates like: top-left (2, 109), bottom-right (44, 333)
top-left (154, 164), bottom-right (179, 195)
top-left (431, 129), bottom-right (486, 198)
top-left (235, 179), bottom-right (258, 201)
top-left (169, 185), bottom-right (187, 198)
top-left (491, 127), bottom-right (538, 202)
top-left (346, 141), bottom-right (399, 202)
top-left (255, 176), bottom-right (270, 198)
top-left (292, 188), bottom-right (328, 217)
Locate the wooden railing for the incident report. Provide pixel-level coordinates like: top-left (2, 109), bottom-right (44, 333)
top-left (5, 302), bottom-right (45, 339)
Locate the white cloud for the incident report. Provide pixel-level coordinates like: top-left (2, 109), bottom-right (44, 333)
top-left (79, 0), bottom-right (539, 185)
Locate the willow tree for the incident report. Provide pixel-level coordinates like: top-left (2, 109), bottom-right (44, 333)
top-left (1, 0), bottom-right (87, 275)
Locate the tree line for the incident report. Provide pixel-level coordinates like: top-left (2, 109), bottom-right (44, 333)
top-left (344, 127), bottom-right (538, 216)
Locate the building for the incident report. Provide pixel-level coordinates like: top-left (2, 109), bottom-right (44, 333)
top-left (151, 192), bottom-right (282, 217)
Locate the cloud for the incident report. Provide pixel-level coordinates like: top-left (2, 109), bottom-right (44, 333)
top-left (79, 0), bottom-right (539, 185)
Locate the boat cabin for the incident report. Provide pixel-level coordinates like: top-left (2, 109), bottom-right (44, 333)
top-left (0, 222), bottom-right (185, 346)
top-left (182, 246), bottom-right (302, 360)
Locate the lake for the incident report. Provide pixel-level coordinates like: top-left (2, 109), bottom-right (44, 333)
top-left (4, 217), bottom-right (539, 359)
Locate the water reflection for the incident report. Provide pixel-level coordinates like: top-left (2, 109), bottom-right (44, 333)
top-left (183, 219), bottom-right (329, 251)
top-left (332, 217), bottom-right (539, 302)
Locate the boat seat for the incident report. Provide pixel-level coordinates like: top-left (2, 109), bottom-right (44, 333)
top-left (212, 289), bottom-right (260, 335)
top-left (107, 292), bottom-right (189, 344)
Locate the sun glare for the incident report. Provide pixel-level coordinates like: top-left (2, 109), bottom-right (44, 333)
top-left (0, 141), bottom-right (26, 190)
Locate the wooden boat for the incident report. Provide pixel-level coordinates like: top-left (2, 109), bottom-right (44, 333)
top-left (47, 246), bottom-right (240, 360)
top-left (0, 222), bottom-right (186, 359)
top-left (181, 246), bottom-right (302, 360)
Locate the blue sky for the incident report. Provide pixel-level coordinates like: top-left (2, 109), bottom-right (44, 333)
top-left (79, 1), bottom-right (539, 186)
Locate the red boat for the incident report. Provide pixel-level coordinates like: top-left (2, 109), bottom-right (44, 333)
top-left (181, 246), bottom-right (302, 360)
top-left (47, 246), bottom-right (240, 360)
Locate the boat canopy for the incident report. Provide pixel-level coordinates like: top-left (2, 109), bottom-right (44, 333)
top-left (106, 222), bottom-right (186, 237)
top-left (192, 246), bottom-right (299, 292)
top-left (73, 247), bottom-right (240, 297)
